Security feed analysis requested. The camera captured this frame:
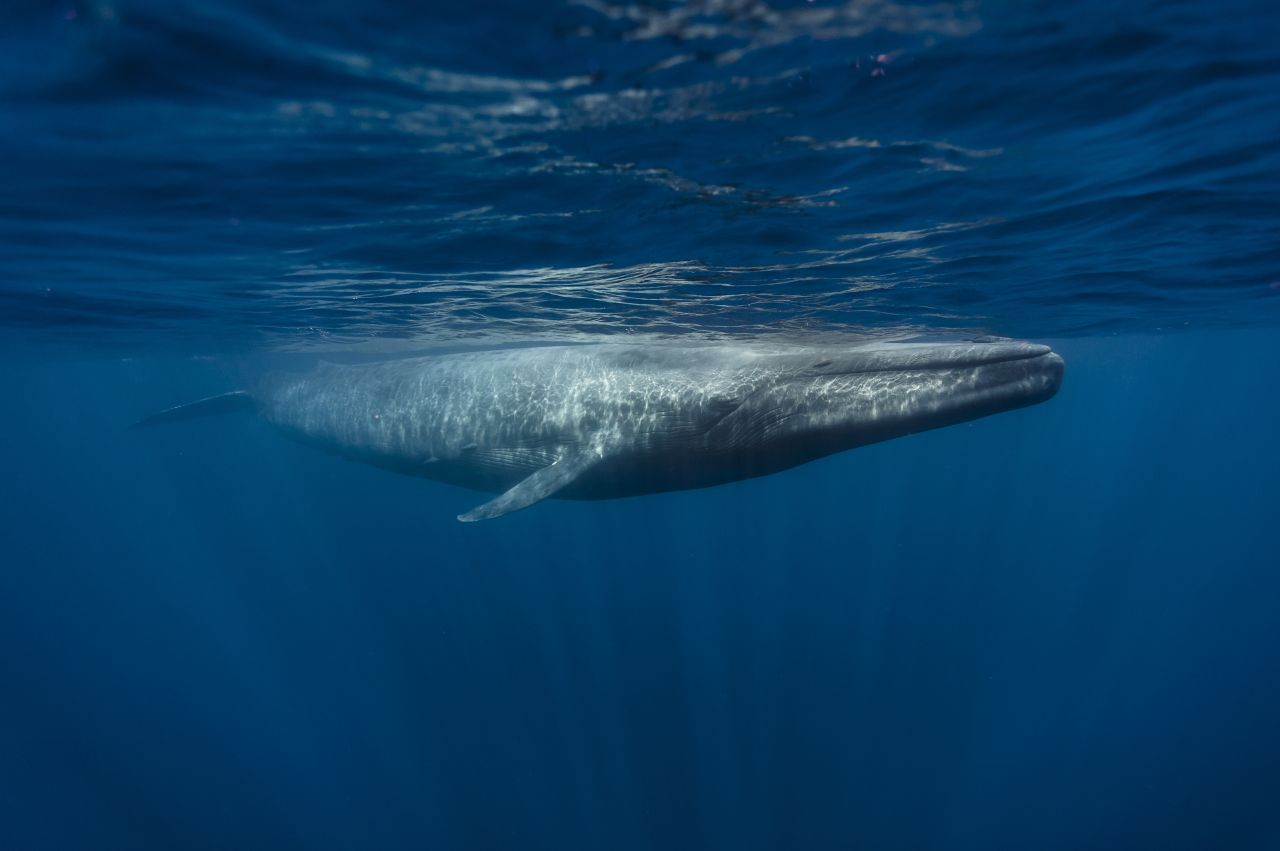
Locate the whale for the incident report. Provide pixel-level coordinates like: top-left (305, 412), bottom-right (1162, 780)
top-left (134, 339), bottom-right (1064, 521)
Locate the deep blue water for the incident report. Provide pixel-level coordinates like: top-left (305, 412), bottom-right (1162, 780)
top-left (2, 1), bottom-right (1280, 849)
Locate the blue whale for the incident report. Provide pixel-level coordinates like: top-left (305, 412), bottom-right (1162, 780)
top-left (135, 339), bottom-right (1064, 521)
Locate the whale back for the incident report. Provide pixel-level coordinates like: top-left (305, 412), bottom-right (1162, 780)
top-left (256, 346), bottom-right (785, 503)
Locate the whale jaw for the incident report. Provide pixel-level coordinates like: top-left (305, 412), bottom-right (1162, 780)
top-left (704, 343), bottom-right (1065, 465)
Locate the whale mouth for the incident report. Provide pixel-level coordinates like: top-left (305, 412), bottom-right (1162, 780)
top-left (820, 340), bottom-right (1058, 376)
top-left (913, 341), bottom-right (1052, 368)
top-left (968, 343), bottom-right (1052, 365)
top-left (965, 348), bottom-right (1066, 406)
top-left (851, 344), bottom-right (1066, 424)
top-left (824, 341), bottom-right (1066, 405)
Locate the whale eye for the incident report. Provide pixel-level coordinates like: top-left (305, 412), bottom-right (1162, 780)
top-left (812, 359), bottom-right (833, 368)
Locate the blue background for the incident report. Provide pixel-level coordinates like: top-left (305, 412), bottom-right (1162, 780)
top-left (5, 334), bottom-right (1280, 849)
top-left (2, 0), bottom-right (1280, 848)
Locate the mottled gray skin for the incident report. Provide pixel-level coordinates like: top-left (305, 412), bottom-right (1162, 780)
top-left (250, 340), bottom-right (1063, 518)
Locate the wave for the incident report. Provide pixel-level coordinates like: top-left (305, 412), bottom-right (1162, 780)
top-left (1, 0), bottom-right (1277, 353)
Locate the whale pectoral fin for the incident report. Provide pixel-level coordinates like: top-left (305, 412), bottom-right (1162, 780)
top-left (458, 447), bottom-right (601, 523)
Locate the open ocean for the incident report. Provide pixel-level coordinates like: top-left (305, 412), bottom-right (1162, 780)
top-left (2, 1), bottom-right (1279, 848)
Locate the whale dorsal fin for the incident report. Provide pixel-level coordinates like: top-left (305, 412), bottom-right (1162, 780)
top-left (458, 446), bottom-right (602, 522)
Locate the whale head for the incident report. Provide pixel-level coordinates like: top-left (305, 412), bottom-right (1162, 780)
top-left (708, 340), bottom-right (1064, 461)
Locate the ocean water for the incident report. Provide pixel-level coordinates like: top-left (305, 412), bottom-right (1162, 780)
top-left (2, 1), bottom-right (1279, 849)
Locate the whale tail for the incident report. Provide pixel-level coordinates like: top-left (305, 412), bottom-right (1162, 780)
top-left (130, 391), bottom-right (257, 429)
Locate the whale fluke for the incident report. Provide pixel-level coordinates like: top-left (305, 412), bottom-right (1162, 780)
top-left (131, 391), bottom-right (256, 429)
